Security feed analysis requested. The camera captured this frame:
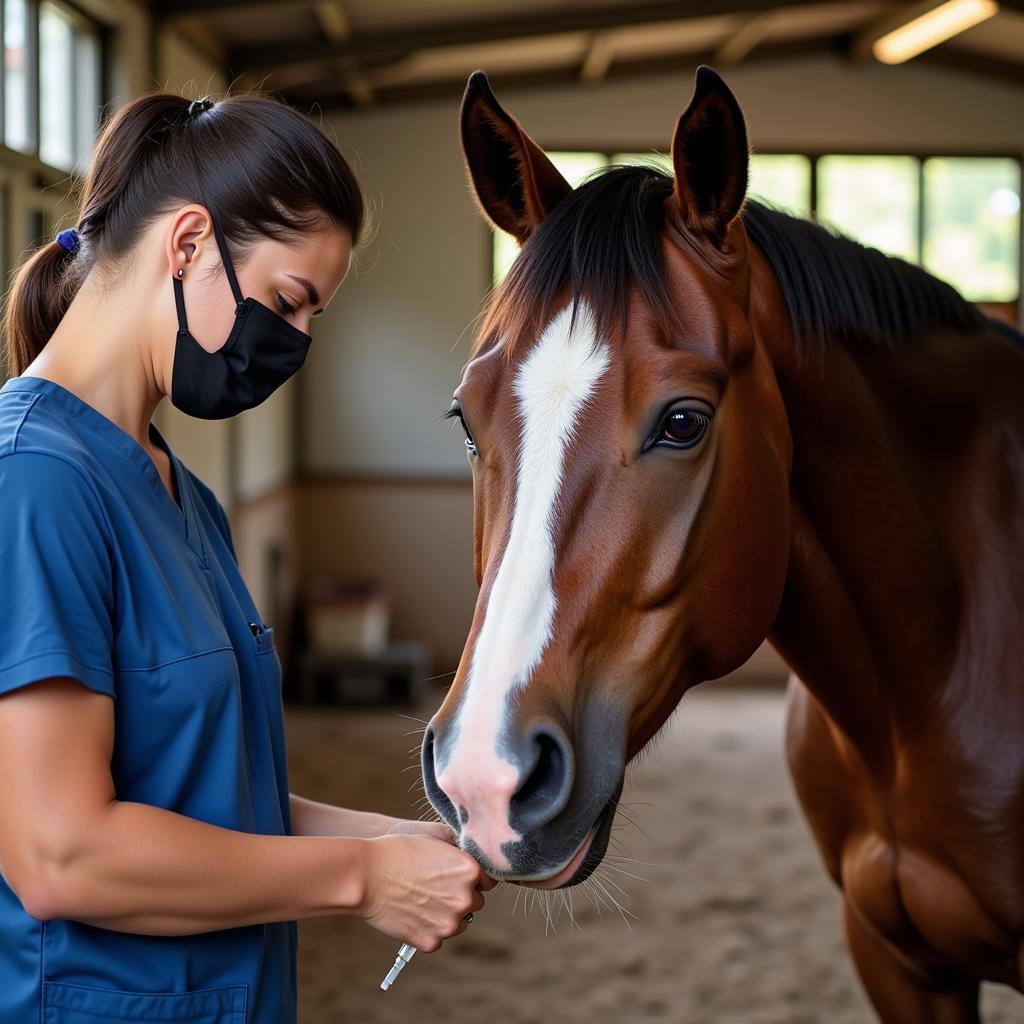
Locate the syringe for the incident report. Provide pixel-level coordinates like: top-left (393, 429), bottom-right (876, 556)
top-left (380, 943), bottom-right (417, 991)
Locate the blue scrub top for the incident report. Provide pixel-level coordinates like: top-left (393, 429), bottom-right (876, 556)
top-left (0, 375), bottom-right (296, 1024)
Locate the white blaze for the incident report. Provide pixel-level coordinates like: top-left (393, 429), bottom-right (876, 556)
top-left (440, 303), bottom-right (609, 864)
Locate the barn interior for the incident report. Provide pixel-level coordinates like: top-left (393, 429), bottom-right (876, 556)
top-left (1, 0), bottom-right (1022, 1020)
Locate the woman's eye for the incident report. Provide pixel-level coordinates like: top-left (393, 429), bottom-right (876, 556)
top-left (275, 293), bottom-right (296, 316)
top-left (657, 409), bottom-right (709, 448)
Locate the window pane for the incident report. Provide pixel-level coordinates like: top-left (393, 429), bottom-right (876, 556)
top-left (74, 25), bottom-right (101, 170)
top-left (749, 153), bottom-right (812, 217)
top-left (923, 157), bottom-right (1020, 303)
top-left (491, 151), bottom-right (609, 286)
top-left (4, 0), bottom-right (30, 152)
top-left (818, 155), bottom-right (919, 263)
top-left (611, 150), bottom-right (673, 175)
top-left (39, 2), bottom-right (75, 170)
top-left (547, 150), bottom-right (608, 188)
top-left (492, 230), bottom-right (519, 286)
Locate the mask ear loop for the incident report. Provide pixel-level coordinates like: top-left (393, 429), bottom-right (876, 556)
top-left (171, 183), bottom-right (247, 326)
top-left (172, 272), bottom-right (190, 338)
top-left (208, 212), bottom-right (246, 313)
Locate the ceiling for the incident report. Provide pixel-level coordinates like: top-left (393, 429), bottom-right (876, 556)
top-left (152, 0), bottom-right (1024, 110)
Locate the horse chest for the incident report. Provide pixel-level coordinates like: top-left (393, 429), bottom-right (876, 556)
top-left (841, 830), bottom-right (1018, 983)
top-left (788, 683), bottom-right (1022, 986)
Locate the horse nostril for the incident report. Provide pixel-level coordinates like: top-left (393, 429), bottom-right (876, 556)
top-left (421, 726), bottom-right (458, 830)
top-left (509, 727), bottom-right (574, 833)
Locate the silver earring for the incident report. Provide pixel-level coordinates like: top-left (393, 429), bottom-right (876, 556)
top-left (177, 268), bottom-right (185, 277)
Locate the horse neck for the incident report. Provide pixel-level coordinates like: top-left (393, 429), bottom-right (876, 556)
top-left (747, 244), bottom-right (1024, 763)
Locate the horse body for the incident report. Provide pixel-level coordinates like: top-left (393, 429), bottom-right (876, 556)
top-left (762, 276), bottom-right (1024, 1009)
top-left (424, 65), bottom-right (1024, 1020)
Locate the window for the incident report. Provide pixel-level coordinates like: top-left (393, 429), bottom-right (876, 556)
top-left (818, 155), bottom-right (920, 264)
top-left (748, 153), bottom-right (812, 218)
top-left (3, 0), bottom-right (102, 172)
top-left (490, 149), bottom-right (1021, 306)
top-left (4, 0), bottom-right (31, 152)
top-left (38, 2), bottom-right (73, 169)
top-left (922, 157), bottom-right (1019, 303)
top-left (612, 150), bottom-right (671, 174)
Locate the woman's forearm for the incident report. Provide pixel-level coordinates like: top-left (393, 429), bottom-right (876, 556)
top-left (28, 798), bottom-right (369, 936)
top-left (289, 792), bottom-right (397, 838)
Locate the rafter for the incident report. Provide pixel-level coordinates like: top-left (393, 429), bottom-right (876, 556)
top-left (280, 34), bottom-right (851, 112)
top-left (213, 0), bottom-right (894, 73)
top-left (714, 13), bottom-right (770, 67)
top-left (314, 2), bottom-right (352, 44)
top-left (580, 33), bottom-right (615, 84)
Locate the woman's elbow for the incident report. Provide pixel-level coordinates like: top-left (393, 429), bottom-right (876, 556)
top-left (17, 879), bottom-right (63, 921)
top-left (1, 832), bottom-right (91, 921)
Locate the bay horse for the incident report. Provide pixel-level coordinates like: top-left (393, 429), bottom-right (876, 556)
top-left (420, 65), bottom-right (1024, 1021)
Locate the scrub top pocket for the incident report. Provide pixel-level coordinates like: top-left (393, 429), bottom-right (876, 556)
top-left (43, 981), bottom-right (247, 1023)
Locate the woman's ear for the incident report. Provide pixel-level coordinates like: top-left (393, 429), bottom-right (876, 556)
top-left (460, 70), bottom-right (572, 244)
top-left (166, 205), bottom-right (212, 278)
top-left (671, 65), bottom-right (749, 245)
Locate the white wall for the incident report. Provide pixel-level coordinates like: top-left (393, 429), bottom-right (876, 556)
top-left (235, 375), bottom-right (297, 503)
top-left (301, 108), bottom-right (488, 478)
top-left (312, 55), bottom-right (1024, 477)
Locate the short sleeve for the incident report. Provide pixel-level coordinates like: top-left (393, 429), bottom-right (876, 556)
top-left (0, 452), bottom-right (116, 700)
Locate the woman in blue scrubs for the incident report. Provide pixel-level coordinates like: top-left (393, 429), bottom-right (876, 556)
top-left (0, 92), bottom-right (493, 1023)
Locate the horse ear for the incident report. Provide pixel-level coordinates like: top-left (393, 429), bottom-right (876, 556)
top-left (671, 65), bottom-right (749, 243)
top-left (460, 70), bottom-right (572, 244)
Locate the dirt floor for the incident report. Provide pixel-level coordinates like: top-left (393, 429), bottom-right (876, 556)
top-left (285, 688), bottom-right (1020, 1024)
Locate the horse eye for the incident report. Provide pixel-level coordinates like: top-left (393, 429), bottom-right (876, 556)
top-left (658, 409), bottom-right (709, 448)
top-left (446, 400), bottom-right (477, 455)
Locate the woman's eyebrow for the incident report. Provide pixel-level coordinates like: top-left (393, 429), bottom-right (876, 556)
top-left (285, 273), bottom-right (321, 310)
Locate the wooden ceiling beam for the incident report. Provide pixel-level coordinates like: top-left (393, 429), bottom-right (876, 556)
top-left (714, 13), bottom-right (770, 67)
top-left (280, 33), bottom-right (849, 112)
top-left (579, 32), bottom-right (615, 84)
top-left (314, 2), bottom-right (352, 44)
top-left (216, 0), bottom-right (892, 73)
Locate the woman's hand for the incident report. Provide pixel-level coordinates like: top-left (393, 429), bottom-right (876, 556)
top-left (289, 793), bottom-right (456, 843)
top-left (356, 833), bottom-right (496, 952)
top-left (385, 818), bottom-right (457, 844)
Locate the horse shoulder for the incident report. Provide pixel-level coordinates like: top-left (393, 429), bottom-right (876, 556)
top-left (784, 672), bottom-right (865, 885)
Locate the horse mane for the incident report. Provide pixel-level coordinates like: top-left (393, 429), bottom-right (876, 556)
top-left (476, 162), bottom-right (995, 358)
top-left (740, 198), bottom-right (988, 349)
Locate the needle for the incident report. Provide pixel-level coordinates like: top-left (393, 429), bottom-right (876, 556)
top-left (380, 943), bottom-right (417, 990)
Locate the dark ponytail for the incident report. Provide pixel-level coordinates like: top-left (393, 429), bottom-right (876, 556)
top-left (3, 90), bottom-right (366, 377)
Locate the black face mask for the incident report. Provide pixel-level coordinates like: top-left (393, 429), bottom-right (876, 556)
top-left (171, 212), bottom-right (312, 419)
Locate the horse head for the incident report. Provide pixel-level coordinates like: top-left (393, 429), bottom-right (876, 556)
top-left (421, 66), bottom-right (793, 887)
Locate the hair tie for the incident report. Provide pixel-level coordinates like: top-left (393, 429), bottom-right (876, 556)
top-left (55, 228), bottom-right (79, 253)
top-left (187, 97), bottom-right (214, 118)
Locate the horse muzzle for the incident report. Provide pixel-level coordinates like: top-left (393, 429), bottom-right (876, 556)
top-left (421, 697), bottom-right (627, 886)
